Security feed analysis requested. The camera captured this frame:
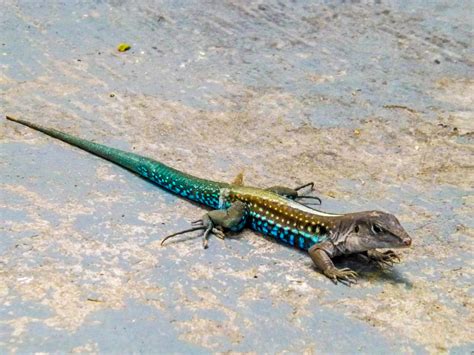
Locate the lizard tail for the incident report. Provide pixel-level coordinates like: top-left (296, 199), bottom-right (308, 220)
top-left (6, 115), bottom-right (227, 209)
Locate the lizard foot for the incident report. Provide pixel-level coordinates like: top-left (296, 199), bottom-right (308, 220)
top-left (166, 201), bottom-right (246, 249)
top-left (323, 267), bottom-right (358, 285)
top-left (161, 218), bottom-right (225, 249)
top-left (267, 182), bottom-right (322, 206)
top-left (367, 250), bottom-right (401, 269)
top-left (294, 182), bottom-right (315, 191)
top-left (294, 182), bottom-right (321, 205)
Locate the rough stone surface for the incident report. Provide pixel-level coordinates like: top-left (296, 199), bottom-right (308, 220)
top-left (1, 1), bottom-right (473, 353)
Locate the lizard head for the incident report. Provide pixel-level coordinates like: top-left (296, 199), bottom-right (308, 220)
top-left (337, 211), bottom-right (412, 253)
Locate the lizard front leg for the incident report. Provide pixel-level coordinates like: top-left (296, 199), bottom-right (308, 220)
top-left (161, 201), bottom-right (248, 249)
top-left (359, 249), bottom-right (401, 269)
top-left (308, 242), bottom-right (358, 285)
top-left (266, 182), bottom-right (322, 205)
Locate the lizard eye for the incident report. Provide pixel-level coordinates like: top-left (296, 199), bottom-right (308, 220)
top-left (371, 224), bottom-right (382, 234)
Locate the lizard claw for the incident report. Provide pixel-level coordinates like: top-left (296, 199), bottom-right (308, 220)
top-left (383, 250), bottom-right (401, 263)
top-left (212, 227), bottom-right (226, 240)
top-left (367, 250), bottom-right (401, 269)
top-left (162, 218), bottom-right (224, 249)
top-left (294, 182), bottom-right (322, 206)
top-left (294, 182), bottom-right (315, 192)
top-left (324, 267), bottom-right (358, 285)
top-left (202, 224), bottom-right (227, 248)
top-left (295, 195), bottom-right (322, 205)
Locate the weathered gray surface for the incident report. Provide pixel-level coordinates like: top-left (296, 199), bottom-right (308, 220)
top-left (1, 0), bottom-right (473, 353)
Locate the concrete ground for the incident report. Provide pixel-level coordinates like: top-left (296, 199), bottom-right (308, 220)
top-left (1, 0), bottom-right (473, 353)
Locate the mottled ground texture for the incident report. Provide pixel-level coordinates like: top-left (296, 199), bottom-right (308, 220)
top-left (1, 0), bottom-right (473, 353)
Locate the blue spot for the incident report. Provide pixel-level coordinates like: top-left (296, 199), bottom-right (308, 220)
top-left (299, 237), bottom-right (305, 249)
top-left (301, 232), bottom-right (312, 239)
top-left (289, 235), bottom-right (295, 245)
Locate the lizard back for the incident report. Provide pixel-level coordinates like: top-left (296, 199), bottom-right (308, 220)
top-left (229, 186), bottom-right (341, 250)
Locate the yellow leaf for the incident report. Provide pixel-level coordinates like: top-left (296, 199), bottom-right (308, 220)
top-left (117, 43), bottom-right (131, 52)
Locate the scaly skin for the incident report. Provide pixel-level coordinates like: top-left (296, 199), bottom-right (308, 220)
top-left (6, 115), bottom-right (412, 284)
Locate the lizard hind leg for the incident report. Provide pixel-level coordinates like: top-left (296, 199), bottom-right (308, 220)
top-left (161, 201), bottom-right (248, 249)
top-left (266, 182), bottom-right (322, 205)
top-left (161, 215), bottom-right (225, 249)
top-left (294, 182), bottom-right (314, 191)
top-left (160, 225), bottom-right (210, 247)
top-left (293, 182), bottom-right (322, 205)
top-left (231, 170), bottom-right (245, 186)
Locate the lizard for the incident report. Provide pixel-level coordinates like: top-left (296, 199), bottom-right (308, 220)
top-left (6, 115), bottom-right (412, 284)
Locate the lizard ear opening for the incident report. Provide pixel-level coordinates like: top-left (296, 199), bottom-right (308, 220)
top-left (354, 225), bottom-right (360, 233)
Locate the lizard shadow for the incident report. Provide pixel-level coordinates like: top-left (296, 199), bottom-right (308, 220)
top-left (158, 224), bottom-right (413, 287)
top-left (237, 232), bottom-right (413, 286)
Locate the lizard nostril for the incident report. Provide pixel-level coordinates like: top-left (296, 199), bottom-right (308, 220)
top-left (403, 238), bottom-right (412, 246)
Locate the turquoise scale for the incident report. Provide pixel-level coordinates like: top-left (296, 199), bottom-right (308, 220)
top-left (136, 163), bottom-right (224, 209)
